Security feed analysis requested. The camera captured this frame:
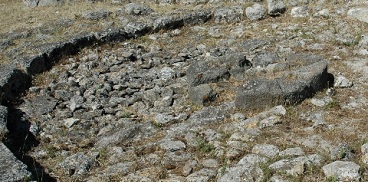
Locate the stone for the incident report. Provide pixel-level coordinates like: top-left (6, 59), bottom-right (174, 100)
top-left (186, 168), bottom-right (216, 181)
top-left (188, 84), bottom-right (216, 106)
top-left (252, 52), bottom-right (280, 68)
top-left (322, 161), bottom-right (360, 181)
top-left (334, 75), bottom-right (353, 88)
top-left (57, 152), bottom-right (96, 176)
top-left (279, 147), bottom-right (305, 157)
top-left (290, 6), bottom-right (309, 18)
top-left (310, 96), bottom-right (333, 107)
top-left (202, 158), bottom-right (219, 168)
top-left (252, 144), bottom-right (280, 158)
top-left (96, 125), bottom-right (140, 148)
top-left (218, 154), bottom-right (265, 182)
top-left (0, 106), bottom-right (8, 139)
top-left (267, 0), bottom-right (287, 16)
top-left (159, 140), bottom-right (186, 152)
top-left (24, 0), bottom-right (64, 7)
top-left (64, 118), bottom-right (80, 128)
top-left (306, 112), bottom-right (326, 128)
top-left (330, 143), bottom-right (355, 161)
top-left (347, 8), bottom-right (368, 24)
top-left (81, 10), bottom-right (110, 21)
top-left (124, 3), bottom-right (153, 15)
top-left (235, 54), bottom-right (331, 110)
top-left (20, 95), bottom-right (58, 119)
top-left (240, 105), bottom-right (286, 129)
top-left (188, 102), bottom-right (234, 124)
top-left (214, 7), bottom-right (243, 23)
top-left (245, 3), bottom-right (267, 21)
top-left (0, 142), bottom-right (31, 181)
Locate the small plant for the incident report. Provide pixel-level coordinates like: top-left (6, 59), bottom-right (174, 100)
top-left (327, 175), bottom-right (338, 182)
top-left (197, 138), bottom-right (216, 154)
top-left (45, 146), bottom-right (57, 158)
top-left (324, 100), bottom-right (339, 110)
top-left (260, 163), bottom-right (275, 182)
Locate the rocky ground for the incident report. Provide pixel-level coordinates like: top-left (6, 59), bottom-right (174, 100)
top-left (2, 0), bottom-right (368, 181)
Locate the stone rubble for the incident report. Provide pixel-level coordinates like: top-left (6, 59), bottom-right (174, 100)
top-left (1, 0), bottom-right (368, 181)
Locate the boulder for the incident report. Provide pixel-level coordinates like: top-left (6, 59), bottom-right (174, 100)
top-left (235, 54), bottom-right (331, 110)
top-left (214, 7), bottom-right (243, 23)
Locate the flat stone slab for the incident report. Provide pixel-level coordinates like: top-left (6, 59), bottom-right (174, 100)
top-left (235, 53), bottom-right (331, 110)
top-left (348, 7), bottom-right (368, 23)
top-left (0, 142), bottom-right (31, 181)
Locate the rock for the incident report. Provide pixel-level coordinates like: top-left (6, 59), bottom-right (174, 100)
top-left (269, 155), bottom-right (321, 177)
top-left (252, 144), bottom-right (280, 158)
top-left (24, 0), bottom-right (64, 7)
top-left (334, 75), bottom-right (353, 88)
top-left (186, 168), bottom-right (216, 182)
top-left (102, 162), bottom-right (136, 176)
top-left (290, 6), bottom-right (309, 18)
top-left (188, 84), bottom-right (216, 106)
top-left (279, 147), bottom-right (305, 157)
top-left (81, 10), bottom-right (110, 21)
top-left (322, 161), bottom-right (360, 181)
top-left (183, 160), bottom-right (198, 176)
top-left (330, 143), bottom-right (355, 161)
top-left (245, 3), bottom-right (267, 21)
top-left (159, 140), bottom-right (186, 152)
top-left (310, 96), bottom-right (333, 107)
top-left (306, 112), bottom-right (326, 128)
top-left (0, 106), bottom-right (8, 139)
top-left (214, 7), bottom-right (243, 23)
top-left (235, 54), bottom-right (331, 110)
top-left (64, 118), bottom-right (80, 128)
top-left (57, 152), bottom-right (96, 176)
top-left (0, 142), bottom-right (31, 181)
top-left (202, 158), bottom-right (219, 168)
top-left (347, 7), bottom-right (368, 24)
top-left (267, 0), bottom-right (287, 16)
top-left (188, 102), bottom-right (234, 124)
top-left (252, 52), bottom-right (280, 68)
top-left (218, 154), bottom-right (265, 182)
top-left (20, 95), bottom-right (58, 119)
top-left (124, 3), bottom-right (153, 15)
top-left (240, 105), bottom-right (286, 129)
top-left (96, 125), bottom-right (140, 148)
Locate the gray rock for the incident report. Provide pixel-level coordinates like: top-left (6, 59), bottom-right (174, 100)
top-left (188, 84), bottom-right (216, 106)
top-left (0, 142), bottom-right (31, 181)
top-left (214, 7), bottom-right (243, 23)
top-left (124, 3), bottom-right (153, 15)
top-left (330, 143), bottom-right (355, 161)
top-left (245, 3), bottom-right (267, 21)
top-left (81, 10), bottom-right (110, 21)
top-left (159, 140), bottom-right (186, 152)
top-left (218, 154), bottom-right (265, 182)
top-left (240, 105), bottom-right (286, 129)
top-left (0, 106), bottom-right (8, 139)
top-left (252, 52), bottom-right (280, 68)
top-left (57, 152), bottom-right (96, 176)
top-left (290, 6), bottom-right (309, 18)
top-left (187, 53), bottom-right (248, 86)
top-left (269, 156), bottom-right (309, 176)
top-left (20, 95), bottom-right (58, 118)
top-left (334, 75), bottom-right (353, 88)
top-left (183, 160), bottom-right (198, 176)
top-left (186, 168), bottom-right (216, 182)
top-left (279, 147), bottom-right (305, 157)
top-left (235, 54), bottom-right (331, 110)
top-left (267, 0), bottom-right (287, 16)
top-left (310, 96), bottom-right (333, 107)
top-left (322, 161), bottom-right (360, 181)
top-left (347, 8), bottom-right (368, 24)
top-left (202, 158), bottom-right (219, 168)
top-left (306, 112), bottom-right (326, 128)
top-left (96, 125), bottom-right (140, 148)
top-left (102, 162), bottom-right (136, 176)
top-left (252, 144), bottom-right (280, 158)
top-left (188, 102), bottom-right (234, 124)
top-left (24, 0), bottom-right (64, 7)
